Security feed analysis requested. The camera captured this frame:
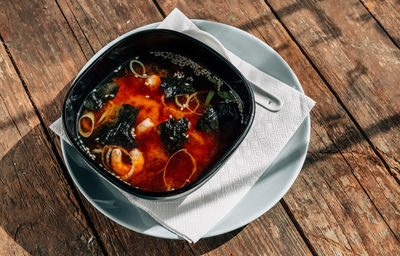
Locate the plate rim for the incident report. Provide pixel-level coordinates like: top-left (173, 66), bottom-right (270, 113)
top-left (61, 19), bottom-right (311, 239)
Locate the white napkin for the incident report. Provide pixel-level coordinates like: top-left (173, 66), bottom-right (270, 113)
top-left (50, 9), bottom-right (315, 243)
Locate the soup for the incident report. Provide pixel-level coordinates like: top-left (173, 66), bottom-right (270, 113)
top-left (76, 52), bottom-right (243, 192)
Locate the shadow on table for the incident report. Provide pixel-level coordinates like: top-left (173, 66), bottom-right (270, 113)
top-left (305, 111), bottom-right (400, 168)
top-left (0, 121), bottom-right (104, 254)
top-left (0, 81), bottom-right (109, 254)
top-left (3, 73), bottom-right (399, 255)
top-left (1, 79), bottom-right (249, 255)
top-left (0, 80), bottom-right (71, 157)
top-left (192, 226), bottom-right (246, 254)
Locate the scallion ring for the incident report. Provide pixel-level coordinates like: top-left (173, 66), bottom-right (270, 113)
top-left (175, 96), bottom-right (184, 109)
top-left (205, 90), bottom-right (215, 107)
top-left (129, 60), bottom-right (150, 78)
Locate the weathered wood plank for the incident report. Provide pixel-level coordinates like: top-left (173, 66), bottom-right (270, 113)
top-left (265, 0), bottom-right (400, 182)
top-left (0, 48), bottom-right (37, 159)
top-left (56, 0), bottom-right (163, 56)
top-left (192, 204), bottom-right (313, 256)
top-left (0, 0), bottom-right (194, 255)
top-left (361, 0), bottom-right (400, 47)
top-left (293, 119), bottom-right (400, 255)
top-left (156, 0), bottom-right (400, 254)
top-left (52, 0), bottom-right (194, 255)
top-left (52, 0), bottom-right (312, 254)
top-left (0, 0), bottom-right (86, 127)
top-left (0, 36), bottom-right (102, 255)
top-left (0, 227), bottom-right (30, 256)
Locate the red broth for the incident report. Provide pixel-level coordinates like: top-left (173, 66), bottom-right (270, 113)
top-left (77, 52), bottom-right (240, 192)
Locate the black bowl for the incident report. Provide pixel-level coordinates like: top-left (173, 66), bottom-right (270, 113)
top-left (63, 29), bottom-right (255, 200)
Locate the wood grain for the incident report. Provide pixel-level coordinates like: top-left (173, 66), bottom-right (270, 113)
top-left (361, 0), bottom-right (400, 47)
top-left (156, 0), bottom-right (400, 254)
top-left (0, 46), bottom-right (38, 159)
top-left (0, 36), bottom-right (102, 255)
top-left (0, 0), bottom-right (194, 255)
top-left (265, 0), bottom-right (400, 182)
top-left (192, 204), bottom-right (313, 255)
top-left (52, 0), bottom-right (313, 254)
top-left (1, 0), bottom-right (399, 254)
top-left (0, 227), bottom-right (30, 256)
top-left (0, 0), bottom-right (86, 128)
top-left (56, 0), bottom-right (163, 55)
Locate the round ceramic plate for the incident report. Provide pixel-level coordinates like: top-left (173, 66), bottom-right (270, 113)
top-left (61, 20), bottom-right (310, 239)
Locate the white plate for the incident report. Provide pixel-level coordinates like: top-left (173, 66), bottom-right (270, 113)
top-left (61, 20), bottom-right (310, 239)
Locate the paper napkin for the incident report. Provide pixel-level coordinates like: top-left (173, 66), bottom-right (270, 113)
top-left (50, 8), bottom-right (315, 243)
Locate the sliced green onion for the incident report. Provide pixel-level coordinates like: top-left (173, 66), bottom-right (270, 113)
top-left (208, 77), bottom-right (217, 84)
top-left (175, 96), bottom-right (184, 109)
top-left (205, 90), bottom-right (215, 107)
top-left (129, 60), bottom-right (149, 78)
top-left (217, 90), bottom-right (235, 101)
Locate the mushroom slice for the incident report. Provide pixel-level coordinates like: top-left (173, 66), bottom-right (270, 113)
top-left (78, 112), bottom-right (95, 137)
top-left (163, 149), bottom-right (196, 191)
top-left (136, 118), bottom-right (154, 134)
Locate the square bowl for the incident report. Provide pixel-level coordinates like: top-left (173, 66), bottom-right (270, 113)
top-left (62, 29), bottom-right (255, 200)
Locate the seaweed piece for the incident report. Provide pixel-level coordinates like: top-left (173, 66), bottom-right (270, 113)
top-left (84, 82), bottom-right (119, 111)
top-left (97, 104), bottom-right (140, 149)
top-left (196, 105), bottom-right (219, 134)
top-left (214, 102), bottom-right (240, 121)
top-left (158, 117), bottom-right (189, 153)
top-left (160, 75), bottom-right (196, 102)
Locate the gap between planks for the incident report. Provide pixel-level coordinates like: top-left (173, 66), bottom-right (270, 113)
top-left (140, 4), bottom-right (197, 253)
top-left (262, 0), bottom-right (400, 243)
top-left (52, 0), bottom-right (400, 250)
top-left (152, 0), bottom-right (167, 17)
top-left (358, 0), bottom-right (400, 50)
top-left (236, 0), bottom-right (400, 247)
top-left (262, 0), bottom-right (400, 186)
top-left (51, 0), bottom-right (314, 253)
top-left (152, 1), bottom-right (318, 254)
top-left (151, 1), bottom-right (398, 253)
top-left (0, 33), bottom-right (109, 256)
top-left (280, 200), bottom-right (319, 256)
top-left (54, 0), bottom-right (95, 58)
top-left (7, 1), bottom-right (195, 255)
top-left (10, 0), bottom-right (397, 252)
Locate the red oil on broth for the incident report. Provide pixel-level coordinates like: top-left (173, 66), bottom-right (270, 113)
top-left (77, 52), bottom-right (242, 192)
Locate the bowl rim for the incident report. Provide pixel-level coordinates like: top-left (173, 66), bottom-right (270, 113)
top-left (62, 28), bottom-right (255, 200)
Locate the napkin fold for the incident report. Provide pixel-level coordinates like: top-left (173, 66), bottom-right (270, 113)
top-left (50, 9), bottom-right (315, 243)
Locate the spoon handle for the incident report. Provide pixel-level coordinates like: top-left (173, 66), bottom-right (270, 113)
top-left (250, 81), bottom-right (283, 112)
top-left (182, 29), bottom-right (283, 112)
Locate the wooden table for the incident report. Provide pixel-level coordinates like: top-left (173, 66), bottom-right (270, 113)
top-left (1, 0), bottom-right (399, 255)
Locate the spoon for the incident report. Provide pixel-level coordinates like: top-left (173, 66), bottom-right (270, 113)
top-left (182, 29), bottom-right (283, 112)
